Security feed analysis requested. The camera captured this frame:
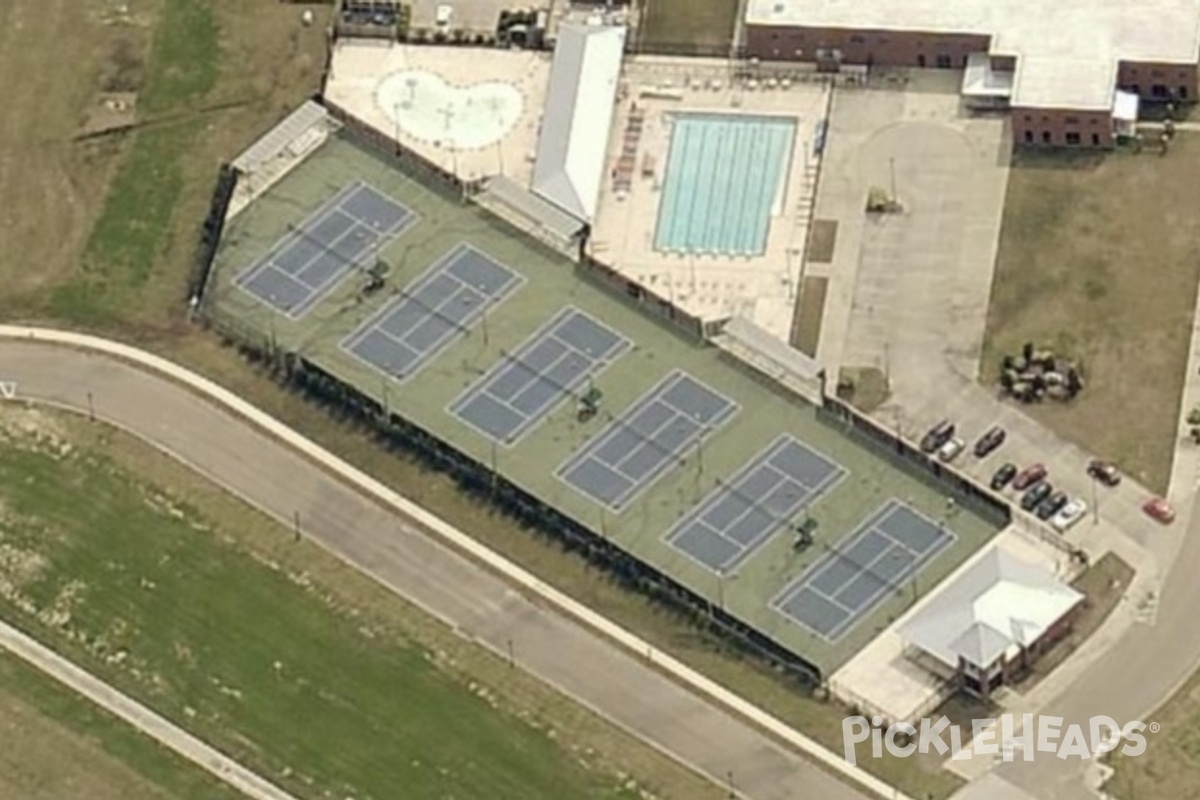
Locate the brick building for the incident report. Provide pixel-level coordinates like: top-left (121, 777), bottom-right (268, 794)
top-left (744, 0), bottom-right (1200, 147)
top-left (897, 548), bottom-right (1084, 702)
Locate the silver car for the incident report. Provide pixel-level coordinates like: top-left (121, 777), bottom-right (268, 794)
top-left (937, 437), bottom-right (965, 462)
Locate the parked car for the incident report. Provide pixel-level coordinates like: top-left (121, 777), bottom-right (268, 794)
top-left (937, 437), bottom-right (965, 462)
top-left (920, 420), bottom-right (956, 454)
top-left (973, 426), bottom-right (1007, 458)
top-left (1087, 460), bottom-right (1122, 487)
top-left (1051, 498), bottom-right (1089, 532)
top-left (1035, 490), bottom-right (1069, 521)
top-left (1020, 480), bottom-right (1053, 511)
top-left (1143, 497), bottom-right (1176, 524)
top-left (1012, 463), bottom-right (1048, 491)
top-left (991, 463), bottom-right (1018, 491)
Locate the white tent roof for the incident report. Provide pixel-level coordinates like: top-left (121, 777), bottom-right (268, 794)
top-left (531, 23), bottom-right (626, 222)
top-left (898, 548), bottom-right (1083, 670)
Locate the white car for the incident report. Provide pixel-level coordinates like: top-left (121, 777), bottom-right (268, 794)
top-left (1051, 498), bottom-right (1088, 532)
top-left (937, 437), bottom-right (965, 462)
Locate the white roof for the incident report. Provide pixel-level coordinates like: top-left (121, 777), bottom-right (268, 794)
top-left (898, 548), bottom-right (1083, 670)
top-left (962, 52), bottom-right (1014, 98)
top-left (531, 23), bottom-right (626, 222)
top-left (1113, 90), bottom-right (1140, 121)
top-left (233, 100), bottom-right (329, 174)
top-left (745, 0), bottom-right (1200, 110)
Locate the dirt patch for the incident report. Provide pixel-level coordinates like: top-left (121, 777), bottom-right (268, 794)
top-left (807, 220), bottom-right (839, 264)
top-left (981, 139), bottom-right (1200, 492)
top-left (79, 93), bottom-right (139, 138)
top-left (837, 366), bottom-right (890, 412)
top-left (793, 275), bottom-right (829, 356)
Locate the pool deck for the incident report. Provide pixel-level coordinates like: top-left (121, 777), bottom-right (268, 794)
top-left (206, 131), bottom-right (1004, 676)
top-left (325, 40), bottom-right (551, 186)
top-left (590, 56), bottom-right (831, 341)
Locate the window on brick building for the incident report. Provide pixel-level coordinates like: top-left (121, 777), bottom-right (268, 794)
top-left (1065, 132), bottom-right (1081, 145)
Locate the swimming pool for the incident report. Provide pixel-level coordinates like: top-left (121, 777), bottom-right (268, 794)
top-left (654, 113), bottom-right (797, 257)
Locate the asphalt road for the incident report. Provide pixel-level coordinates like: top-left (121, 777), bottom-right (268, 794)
top-left (0, 340), bottom-right (873, 800)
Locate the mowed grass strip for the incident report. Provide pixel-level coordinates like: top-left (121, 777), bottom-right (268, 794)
top-left (981, 140), bottom-right (1200, 492)
top-left (0, 412), bottom-right (648, 800)
top-left (0, 652), bottom-right (242, 800)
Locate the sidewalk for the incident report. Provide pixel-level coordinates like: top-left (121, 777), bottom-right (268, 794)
top-left (0, 618), bottom-right (298, 800)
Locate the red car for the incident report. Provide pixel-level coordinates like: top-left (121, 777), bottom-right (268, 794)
top-left (1143, 498), bottom-right (1176, 524)
top-left (1012, 463), bottom-right (1048, 491)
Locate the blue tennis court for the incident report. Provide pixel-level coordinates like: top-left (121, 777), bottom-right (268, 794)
top-left (449, 307), bottom-right (631, 445)
top-left (664, 436), bottom-right (846, 574)
top-left (556, 371), bottom-right (739, 511)
top-left (772, 500), bottom-right (956, 642)
top-left (341, 244), bottom-right (523, 382)
top-left (235, 182), bottom-right (415, 318)
top-left (654, 113), bottom-right (796, 257)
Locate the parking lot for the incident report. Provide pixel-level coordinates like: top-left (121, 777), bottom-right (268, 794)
top-left (804, 70), bottom-right (1164, 588)
top-left (809, 70), bottom-right (1010, 404)
top-left (897, 377), bottom-right (1167, 577)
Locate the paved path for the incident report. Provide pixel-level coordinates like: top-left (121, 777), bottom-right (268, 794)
top-left (0, 618), bottom-right (300, 800)
top-left (0, 330), bottom-right (891, 800)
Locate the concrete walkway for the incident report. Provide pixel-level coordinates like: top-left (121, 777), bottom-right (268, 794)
top-left (0, 618), bottom-right (299, 800)
top-left (0, 328), bottom-right (902, 800)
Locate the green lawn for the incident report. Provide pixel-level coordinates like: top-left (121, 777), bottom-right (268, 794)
top-left (637, 0), bottom-right (738, 55)
top-left (0, 651), bottom-right (242, 800)
top-left (58, 0), bottom-right (220, 326)
top-left (0, 411), bottom-right (649, 800)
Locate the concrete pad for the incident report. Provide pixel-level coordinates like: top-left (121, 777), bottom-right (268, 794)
top-left (812, 71), bottom-right (1011, 397)
top-left (326, 41), bottom-right (551, 185)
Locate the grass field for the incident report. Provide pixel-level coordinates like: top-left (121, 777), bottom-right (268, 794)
top-left (981, 139), bottom-right (1200, 492)
top-left (637, 0), bottom-right (738, 55)
top-left (0, 0), bottom-right (327, 330)
top-left (0, 405), bottom-right (721, 800)
top-left (0, 652), bottom-right (243, 800)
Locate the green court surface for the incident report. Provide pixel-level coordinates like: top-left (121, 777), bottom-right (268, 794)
top-left (207, 132), bottom-right (1004, 675)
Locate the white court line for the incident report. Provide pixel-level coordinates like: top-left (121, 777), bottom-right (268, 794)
top-left (340, 244), bottom-right (524, 383)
